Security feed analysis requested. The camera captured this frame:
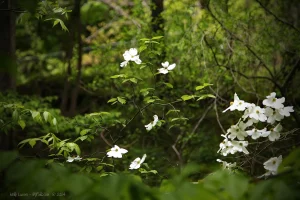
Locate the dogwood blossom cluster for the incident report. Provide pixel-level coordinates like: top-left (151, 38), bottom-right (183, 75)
top-left (218, 92), bottom-right (293, 175)
top-left (106, 145), bottom-right (147, 170)
top-left (120, 48), bottom-right (176, 75)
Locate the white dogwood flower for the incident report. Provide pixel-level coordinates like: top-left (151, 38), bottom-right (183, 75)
top-left (248, 105), bottom-right (267, 122)
top-left (107, 145), bottom-right (128, 158)
top-left (67, 155), bottom-right (82, 162)
top-left (263, 155), bottom-right (282, 174)
top-left (145, 115), bottom-right (159, 131)
top-left (227, 121), bottom-right (248, 140)
top-left (223, 93), bottom-right (250, 113)
top-left (268, 123), bottom-right (282, 141)
top-left (265, 107), bottom-right (284, 124)
top-left (262, 92), bottom-right (285, 109)
top-left (246, 128), bottom-right (270, 140)
top-left (120, 48), bottom-right (142, 67)
top-left (129, 154), bottom-right (147, 170)
top-left (158, 61), bottom-right (176, 74)
top-left (278, 106), bottom-right (294, 117)
top-left (231, 140), bottom-right (249, 154)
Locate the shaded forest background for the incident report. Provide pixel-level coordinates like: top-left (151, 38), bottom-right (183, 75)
top-left (0, 0), bottom-right (300, 199)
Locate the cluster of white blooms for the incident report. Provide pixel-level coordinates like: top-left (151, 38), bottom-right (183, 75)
top-left (218, 92), bottom-right (294, 175)
top-left (145, 115), bottom-right (159, 131)
top-left (120, 48), bottom-right (176, 74)
top-left (106, 145), bottom-right (147, 170)
top-left (103, 114), bottom-right (159, 169)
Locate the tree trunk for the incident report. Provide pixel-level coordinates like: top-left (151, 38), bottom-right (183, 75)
top-left (151, 0), bottom-right (164, 33)
top-left (60, 0), bottom-right (82, 116)
top-left (69, 0), bottom-right (83, 116)
top-left (0, 0), bottom-right (16, 91)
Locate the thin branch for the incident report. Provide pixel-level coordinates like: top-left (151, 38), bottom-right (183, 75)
top-left (207, 0), bottom-right (274, 79)
top-left (98, 0), bottom-right (141, 28)
top-left (255, 0), bottom-right (300, 35)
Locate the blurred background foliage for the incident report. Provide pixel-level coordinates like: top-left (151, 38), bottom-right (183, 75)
top-left (0, 0), bottom-right (300, 199)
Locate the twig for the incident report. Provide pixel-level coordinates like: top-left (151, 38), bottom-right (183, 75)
top-left (255, 0), bottom-right (300, 35)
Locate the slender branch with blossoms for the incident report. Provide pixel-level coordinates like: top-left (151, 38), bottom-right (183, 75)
top-left (217, 92), bottom-right (294, 177)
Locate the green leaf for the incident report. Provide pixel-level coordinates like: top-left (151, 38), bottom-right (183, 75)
top-left (139, 38), bottom-right (150, 41)
top-left (164, 82), bottom-right (173, 88)
top-left (31, 111), bottom-right (39, 119)
top-left (107, 98), bottom-right (117, 103)
top-left (117, 97), bottom-right (126, 104)
top-left (110, 74), bottom-right (127, 79)
top-left (140, 88), bottom-right (154, 96)
top-left (96, 166), bottom-right (103, 171)
top-left (144, 97), bottom-right (155, 103)
top-left (78, 135), bottom-right (88, 141)
top-left (129, 78), bottom-right (137, 84)
top-left (181, 95), bottom-right (194, 101)
top-left (52, 118), bottom-right (57, 126)
top-left (18, 120), bottom-right (26, 130)
top-left (195, 83), bottom-right (213, 91)
top-left (29, 139), bottom-right (36, 148)
top-left (87, 112), bottom-right (110, 117)
top-left (166, 109), bottom-right (180, 115)
top-left (152, 36), bottom-right (164, 40)
top-left (43, 111), bottom-right (49, 121)
top-left (196, 94), bottom-right (216, 101)
top-left (12, 110), bottom-right (19, 121)
top-left (53, 19), bottom-right (59, 26)
top-left (139, 45), bottom-right (147, 52)
top-left (171, 117), bottom-right (189, 122)
top-left (80, 129), bottom-right (90, 136)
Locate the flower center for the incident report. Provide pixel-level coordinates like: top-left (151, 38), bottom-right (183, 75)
top-left (272, 98), bottom-right (276, 102)
top-left (230, 101), bottom-right (234, 105)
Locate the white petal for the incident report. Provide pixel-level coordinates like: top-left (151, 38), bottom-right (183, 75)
top-left (167, 63), bottom-right (176, 71)
top-left (133, 56), bottom-right (142, 64)
top-left (145, 123), bottom-right (153, 131)
top-left (120, 61), bottom-right (129, 67)
top-left (129, 48), bottom-right (138, 56)
top-left (140, 154), bottom-right (147, 163)
top-left (161, 61), bottom-right (169, 68)
top-left (233, 93), bottom-right (240, 101)
top-left (158, 68), bottom-right (169, 74)
top-left (66, 157), bottom-right (74, 162)
top-left (119, 148), bottom-right (128, 154)
top-left (123, 51), bottom-right (131, 61)
top-left (153, 115), bottom-right (158, 126)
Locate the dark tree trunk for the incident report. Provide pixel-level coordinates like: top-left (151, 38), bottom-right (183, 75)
top-left (151, 0), bottom-right (164, 34)
top-left (69, 0), bottom-right (83, 116)
top-left (60, 0), bottom-right (82, 116)
top-left (0, 0), bottom-right (16, 91)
